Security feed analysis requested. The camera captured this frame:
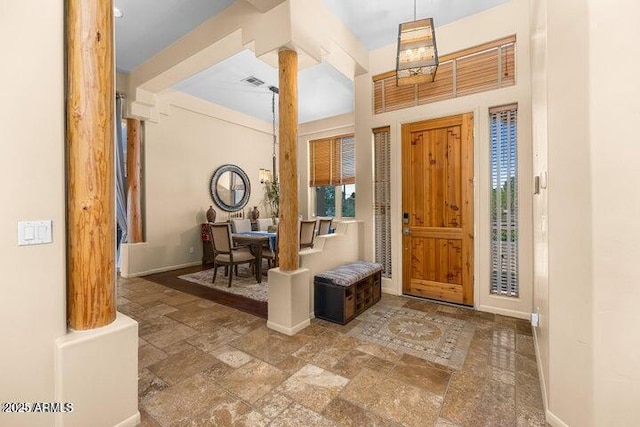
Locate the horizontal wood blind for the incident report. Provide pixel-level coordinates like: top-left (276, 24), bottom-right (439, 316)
top-left (341, 135), bottom-right (356, 185)
top-left (456, 49), bottom-right (500, 96)
top-left (373, 36), bottom-right (516, 114)
top-left (418, 61), bottom-right (453, 104)
top-left (309, 137), bottom-right (334, 186)
top-left (309, 134), bottom-right (355, 186)
top-left (373, 127), bottom-right (392, 278)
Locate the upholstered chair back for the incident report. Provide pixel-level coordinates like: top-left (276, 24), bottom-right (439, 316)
top-left (210, 223), bottom-right (232, 253)
top-left (256, 218), bottom-right (273, 231)
top-left (231, 218), bottom-right (252, 233)
top-left (317, 218), bottom-right (333, 236)
top-left (299, 220), bottom-right (317, 249)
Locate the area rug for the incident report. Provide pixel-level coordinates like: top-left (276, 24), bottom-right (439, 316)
top-left (177, 269), bottom-right (268, 302)
top-left (347, 306), bottom-right (475, 369)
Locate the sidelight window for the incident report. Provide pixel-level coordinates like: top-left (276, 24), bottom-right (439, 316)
top-left (489, 104), bottom-right (519, 297)
top-left (373, 127), bottom-right (392, 278)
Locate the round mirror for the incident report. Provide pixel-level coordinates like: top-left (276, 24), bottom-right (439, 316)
top-left (210, 164), bottom-right (251, 212)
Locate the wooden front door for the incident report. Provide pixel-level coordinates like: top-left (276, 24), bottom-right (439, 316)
top-left (402, 113), bottom-right (474, 305)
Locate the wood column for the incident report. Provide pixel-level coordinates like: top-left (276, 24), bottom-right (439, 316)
top-left (278, 49), bottom-right (299, 271)
top-left (66, 0), bottom-right (116, 330)
top-left (126, 118), bottom-right (143, 243)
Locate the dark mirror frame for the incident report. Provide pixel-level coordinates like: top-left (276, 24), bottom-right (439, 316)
top-left (209, 164), bottom-right (251, 212)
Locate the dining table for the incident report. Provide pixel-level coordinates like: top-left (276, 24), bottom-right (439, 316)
top-left (232, 231), bottom-right (277, 284)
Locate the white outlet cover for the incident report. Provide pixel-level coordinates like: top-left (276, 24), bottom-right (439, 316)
top-left (531, 313), bottom-right (539, 327)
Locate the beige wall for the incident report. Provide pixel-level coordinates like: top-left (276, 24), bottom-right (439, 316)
top-left (532, 1), bottom-right (640, 425)
top-left (0, 2), bottom-right (67, 426)
top-left (529, 0), bottom-right (550, 418)
top-left (532, 0), bottom-right (595, 425)
top-left (354, 0), bottom-right (534, 318)
top-left (125, 92), bottom-right (275, 275)
top-left (589, 0), bottom-right (640, 425)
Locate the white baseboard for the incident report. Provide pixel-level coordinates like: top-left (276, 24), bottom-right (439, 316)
top-left (122, 261), bottom-right (201, 278)
top-left (115, 412), bottom-right (141, 427)
top-left (267, 319), bottom-right (310, 336)
top-left (546, 410), bottom-right (570, 427)
top-left (476, 304), bottom-right (529, 320)
top-left (533, 326), bottom-right (570, 427)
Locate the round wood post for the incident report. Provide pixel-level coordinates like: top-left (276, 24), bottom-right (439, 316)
top-left (126, 118), bottom-right (143, 243)
top-left (66, 0), bottom-right (116, 330)
top-left (278, 49), bottom-right (299, 271)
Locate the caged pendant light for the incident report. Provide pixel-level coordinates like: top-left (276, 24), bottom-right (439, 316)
top-left (396, 0), bottom-right (438, 86)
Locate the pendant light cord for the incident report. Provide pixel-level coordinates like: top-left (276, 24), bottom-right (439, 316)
top-left (413, 0), bottom-right (417, 20)
top-left (269, 86), bottom-right (278, 182)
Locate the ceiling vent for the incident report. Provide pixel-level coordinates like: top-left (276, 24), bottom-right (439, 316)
top-left (242, 76), bottom-right (265, 87)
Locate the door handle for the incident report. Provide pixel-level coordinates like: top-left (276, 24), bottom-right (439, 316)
top-left (403, 227), bottom-right (411, 235)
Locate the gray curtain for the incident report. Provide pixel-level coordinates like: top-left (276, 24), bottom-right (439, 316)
top-left (115, 96), bottom-right (128, 264)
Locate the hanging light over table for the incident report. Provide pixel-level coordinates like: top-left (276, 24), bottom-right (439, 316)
top-left (396, 3), bottom-right (439, 86)
top-left (268, 85), bottom-right (279, 182)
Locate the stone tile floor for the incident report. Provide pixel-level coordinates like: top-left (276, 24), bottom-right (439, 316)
top-left (118, 275), bottom-right (549, 427)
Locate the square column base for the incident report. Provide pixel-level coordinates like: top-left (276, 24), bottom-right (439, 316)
top-left (55, 313), bottom-right (139, 427)
top-left (267, 268), bottom-right (311, 336)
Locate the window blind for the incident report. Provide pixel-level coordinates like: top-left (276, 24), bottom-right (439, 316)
top-left (373, 127), bottom-right (392, 278)
top-left (489, 104), bottom-right (519, 297)
top-left (340, 135), bottom-right (355, 185)
top-left (373, 35), bottom-right (516, 114)
top-left (309, 134), bottom-right (355, 186)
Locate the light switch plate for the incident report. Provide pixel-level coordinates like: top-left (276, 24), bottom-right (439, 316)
top-left (18, 220), bottom-right (52, 246)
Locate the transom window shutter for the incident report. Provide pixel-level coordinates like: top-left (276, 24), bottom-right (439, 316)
top-left (373, 35), bottom-right (516, 114)
top-left (489, 104), bottom-right (519, 297)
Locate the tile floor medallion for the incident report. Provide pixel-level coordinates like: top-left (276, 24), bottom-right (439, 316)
top-left (178, 268), bottom-right (268, 302)
top-left (347, 306), bottom-right (475, 369)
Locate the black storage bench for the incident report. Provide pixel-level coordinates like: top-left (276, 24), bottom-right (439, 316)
top-left (314, 261), bottom-right (383, 325)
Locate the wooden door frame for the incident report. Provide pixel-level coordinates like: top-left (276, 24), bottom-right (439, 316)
top-left (401, 112), bottom-right (475, 305)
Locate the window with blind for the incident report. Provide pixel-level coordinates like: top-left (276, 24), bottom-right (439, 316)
top-left (373, 36), bottom-right (516, 114)
top-left (490, 104), bottom-right (518, 297)
top-left (373, 127), bottom-right (392, 278)
top-left (310, 134), bottom-right (356, 218)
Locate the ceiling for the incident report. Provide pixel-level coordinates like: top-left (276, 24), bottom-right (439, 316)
top-left (115, 0), bottom-right (509, 124)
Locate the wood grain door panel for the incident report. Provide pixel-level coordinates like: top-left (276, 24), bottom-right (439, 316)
top-left (402, 113), bottom-right (474, 305)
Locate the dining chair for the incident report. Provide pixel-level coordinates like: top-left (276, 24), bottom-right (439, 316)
top-left (299, 220), bottom-right (317, 249)
top-left (256, 218), bottom-right (273, 231)
top-left (231, 218), bottom-right (252, 233)
top-left (208, 223), bottom-right (255, 287)
top-left (262, 225), bottom-right (279, 269)
top-left (317, 218), bottom-right (333, 236)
